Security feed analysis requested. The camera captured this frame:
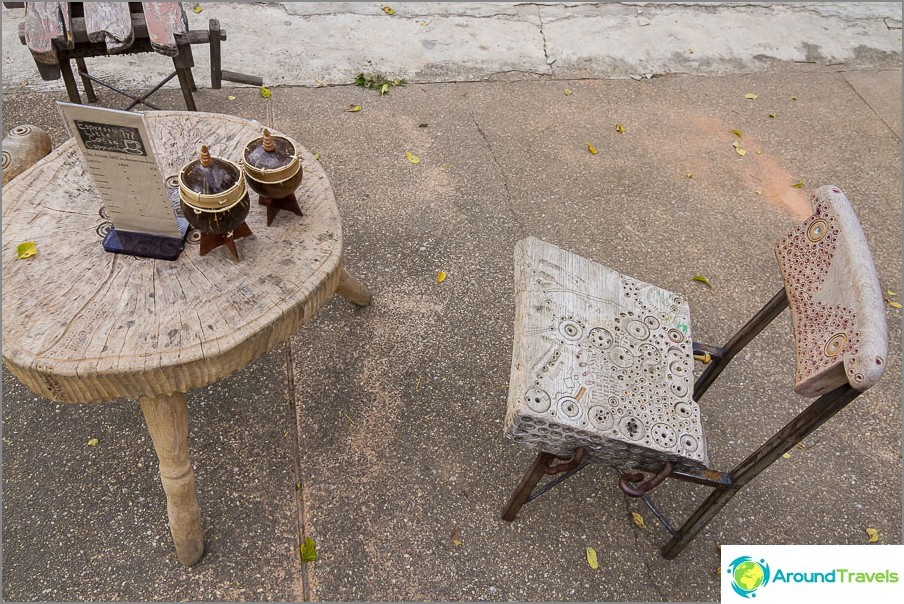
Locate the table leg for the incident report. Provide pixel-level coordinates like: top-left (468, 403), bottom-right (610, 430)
top-left (336, 267), bottom-right (372, 307)
top-left (139, 392), bottom-right (204, 565)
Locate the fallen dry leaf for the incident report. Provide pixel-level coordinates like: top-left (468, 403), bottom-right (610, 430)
top-left (226, 95), bottom-right (236, 101)
top-left (451, 528), bottom-right (462, 546)
top-left (791, 96), bottom-right (798, 101)
top-left (86, 438), bottom-right (98, 446)
top-left (732, 141), bottom-right (747, 156)
top-left (782, 452), bottom-right (792, 459)
top-left (745, 92), bottom-right (758, 100)
top-left (382, 5), bottom-right (396, 15)
top-left (564, 88), bottom-right (574, 96)
top-left (730, 129), bottom-right (743, 138)
top-left (615, 124), bottom-right (626, 133)
top-left (192, 3), bottom-right (202, 14)
top-left (686, 173), bottom-right (694, 179)
top-left (259, 86), bottom-right (272, 98)
top-left (345, 104), bottom-right (363, 112)
top-left (406, 150), bottom-right (420, 164)
top-left (886, 300), bottom-right (902, 310)
top-left (435, 271), bottom-right (447, 284)
top-left (691, 275), bottom-right (712, 287)
top-left (631, 511), bottom-right (646, 529)
top-left (755, 190), bottom-right (763, 195)
top-left (16, 241), bottom-right (37, 259)
top-left (768, 112), bottom-right (777, 118)
top-left (587, 143), bottom-right (598, 155)
top-left (866, 528), bottom-right (879, 543)
top-left (886, 289), bottom-right (897, 297)
top-left (791, 180), bottom-right (804, 188)
top-left (586, 546), bottom-right (599, 569)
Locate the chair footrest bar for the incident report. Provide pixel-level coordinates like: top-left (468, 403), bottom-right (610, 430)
top-left (615, 467), bottom-right (680, 538)
top-left (525, 460), bottom-right (589, 504)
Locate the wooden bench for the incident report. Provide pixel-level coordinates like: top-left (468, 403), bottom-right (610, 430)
top-left (14, 2), bottom-right (261, 111)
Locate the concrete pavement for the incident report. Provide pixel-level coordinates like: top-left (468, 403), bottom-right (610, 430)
top-left (1, 2), bottom-right (902, 602)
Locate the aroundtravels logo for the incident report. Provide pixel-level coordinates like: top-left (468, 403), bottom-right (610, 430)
top-left (726, 556), bottom-right (771, 598)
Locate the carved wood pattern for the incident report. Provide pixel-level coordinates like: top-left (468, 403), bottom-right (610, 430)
top-left (506, 237), bottom-right (709, 471)
top-left (774, 185), bottom-right (887, 397)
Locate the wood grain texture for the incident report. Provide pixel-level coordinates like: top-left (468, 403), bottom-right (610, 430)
top-left (23, 1), bottom-right (73, 64)
top-left (2, 112), bottom-right (345, 403)
top-left (83, 1), bottom-right (134, 54)
top-left (1, 124), bottom-right (53, 186)
top-left (774, 185), bottom-right (888, 396)
top-left (141, 2), bottom-right (187, 57)
top-left (139, 392), bottom-right (203, 565)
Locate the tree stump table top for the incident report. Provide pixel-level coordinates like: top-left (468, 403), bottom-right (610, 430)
top-left (2, 111), bottom-right (344, 404)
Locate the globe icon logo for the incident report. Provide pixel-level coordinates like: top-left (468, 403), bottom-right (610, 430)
top-left (727, 556), bottom-right (771, 598)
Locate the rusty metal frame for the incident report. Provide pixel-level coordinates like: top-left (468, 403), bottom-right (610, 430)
top-left (502, 286), bottom-right (866, 559)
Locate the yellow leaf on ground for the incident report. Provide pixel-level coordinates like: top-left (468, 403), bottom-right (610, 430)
top-left (782, 452), bottom-right (792, 459)
top-left (259, 86), bottom-right (272, 98)
top-left (866, 528), bottom-right (879, 543)
top-left (564, 88), bottom-right (574, 96)
top-left (745, 93), bottom-right (758, 99)
top-left (300, 536), bottom-right (318, 562)
top-left (315, 79), bottom-right (326, 87)
top-left (16, 241), bottom-right (37, 259)
top-left (586, 546), bottom-right (599, 569)
top-left (796, 442), bottom-right (805, 449)
top-left (730, 129), bottom-right (743, 138)
top-left (226, 95), bottom-right (236, 101)
top-left (791, 96), bottom-right (798, 101)
top-left (382, 5), bottom-right (396, 15)
top-left (732, 141), bottom-right (747, 156)
top-left (587, 143), bottom-right (598, 155)
top-left (451, 528), bottom-right (462, 546)
top-left (791, 180), bottom-right (804, 188)
top-left (768, 113), bottom-right (777, 118)
top-left (192, 3), bottom-right (202, 14)
top-left (345, 104), bottom-right (363, 112)
top-left (86, 438), bottom-right (98, 446)
top-left (380, 82), bottom-right (390, 95)
top-left (615, 124), bottom-right (626, 133)
top-left (406, 150), bottom-right (420, 164)
top-left (313, 152), bottom-right (321, 161)
top-left (691, 275), bottom-right (712, 287)
top-left (686, 173), bottom-right (693, 179)
top-left (886, 289), bottom-right (897, 297)
top-left (631, 512), bottom-right (646, 529)
top-left (419, 20), bottom-right (430, 26)
top-left (887, 300), bottom-right (902, 309)
top-left (435, 271), bottom-right (447, 284)
top-left (755, 190), bottom-right (763, 195)
top-left (415, 375), bottom-right (422, 390)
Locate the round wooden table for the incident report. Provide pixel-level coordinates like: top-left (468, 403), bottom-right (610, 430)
top-left (1, 111), bottom-right (371, 565)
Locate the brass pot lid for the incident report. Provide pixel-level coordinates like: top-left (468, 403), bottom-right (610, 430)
top-left (242, 129), bottom-right (301, 184)
top-left (178, 145), bottom-right (247, 210)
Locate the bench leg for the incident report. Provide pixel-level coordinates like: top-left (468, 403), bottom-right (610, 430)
top-left (58, 57), bottom-right (82, 104)
top-left (74, 57), bottom-right (97, 103)
top-left (139, 392), bottom-right (204, 566)
top-left (336, 267), bottom-right (372, 307)
top-left (173, 41), bottom-right (197, 111)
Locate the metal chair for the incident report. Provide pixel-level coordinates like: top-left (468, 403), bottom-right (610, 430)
top-left (501, 185), bottom-right (887, 559)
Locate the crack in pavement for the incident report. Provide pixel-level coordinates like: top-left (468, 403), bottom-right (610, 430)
top-left (472, 117), bottom-right (527, 239)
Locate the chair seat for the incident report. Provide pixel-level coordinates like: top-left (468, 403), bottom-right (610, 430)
top-left (505, 237), bottom-right (709, 471)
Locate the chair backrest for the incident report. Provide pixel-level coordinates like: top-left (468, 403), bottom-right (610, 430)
top-left (774, 185), bottom-right (888, 397)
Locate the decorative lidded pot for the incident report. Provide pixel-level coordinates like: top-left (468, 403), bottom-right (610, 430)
top-left (241, 129), bottom-right (303, 200)
top-left (178, 145), bottom-right (251, 235)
